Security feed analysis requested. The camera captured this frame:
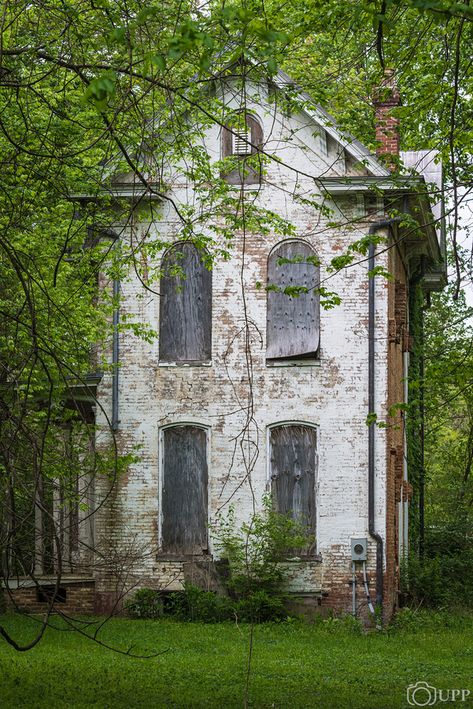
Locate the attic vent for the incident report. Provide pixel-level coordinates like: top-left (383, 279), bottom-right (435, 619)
top-left (221, 113), bottom-right (263, 184)
top-left (233, 127), bottom-right (251, 155)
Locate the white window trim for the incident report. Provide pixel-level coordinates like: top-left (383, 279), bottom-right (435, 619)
top-left (266, 357), bottom-right (322, 368)
top-left (157, 422), bottom-right (212, 557)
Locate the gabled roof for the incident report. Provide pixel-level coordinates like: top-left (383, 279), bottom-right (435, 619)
top-left (273, 69), bottom-right (391, 178)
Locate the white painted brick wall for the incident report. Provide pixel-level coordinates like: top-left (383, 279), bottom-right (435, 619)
top-left (93, 84), bottom-right (390, 604)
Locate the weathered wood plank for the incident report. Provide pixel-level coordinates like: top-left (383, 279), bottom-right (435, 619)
top-left (270, 424), bottom-right (317, 535)
top-left (159, 243), bottom-right (212, 362)
top-left (162, 425), bottom-right (208, 555)
top-left (266, 240), bottom-right (320, 359)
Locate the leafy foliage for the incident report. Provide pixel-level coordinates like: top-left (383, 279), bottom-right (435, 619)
top-left (125, 588), bottom-right (164, 619)
top-left (424, 280), bottom-right (473, 527)
top-left (405, 261), bottom-right (473, 608)
top-left (125, 583), bottom-right (288, 623)
top-left (0, 0), bottom-right (472, 651)
top-left (211, 498), bottom-right (311, 621)
top-left (124, 498), bottom-right (309, 624)
top-left (402, 544), bottom-right (473, 609)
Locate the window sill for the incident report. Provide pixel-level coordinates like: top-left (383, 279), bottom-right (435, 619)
top-left (156, 553), bottom-right (212, 561)
top-left (266, 358), bottom-right (322, 368)
top-left (155, 553), bottom-right (320, 563)
top-left (279, 553), bottom-right (322, 563)
top-left (222, 177), bottom-right (262, 191)
top-left (233, 183), bottom-right (262, 192)
top-left (158, 361), bottom-right (212, 368)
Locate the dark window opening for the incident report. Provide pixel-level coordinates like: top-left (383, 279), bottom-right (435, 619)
top-left (159, 242), bottom-right (212, 363)
top-left (221, 113), bottom-right (263, 185)
top-left (161, 425), bottom-right (208, 555)
top-left (36, 585), bottom-right (67, 603)
top-left (266, 240), bottom-right (320, 361)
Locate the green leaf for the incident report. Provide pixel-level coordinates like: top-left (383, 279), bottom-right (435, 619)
top-left (151, 54), bottom-right (167, 71)
top-left (267, 57), bottom-right (278, 74)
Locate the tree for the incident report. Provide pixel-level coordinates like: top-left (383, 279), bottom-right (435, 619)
top-left (424, 255), bottom-right (473, 522)
top-left (0, 0), bottom-right (471, 648)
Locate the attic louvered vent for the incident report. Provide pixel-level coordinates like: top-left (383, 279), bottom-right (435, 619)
top-left (233, 127), bottom-right (251, 155)
top-left (221, 113), bottom-right (263, 184)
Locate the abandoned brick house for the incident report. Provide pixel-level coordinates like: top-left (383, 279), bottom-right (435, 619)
top-left (6, 67), bottom-right (446, 619)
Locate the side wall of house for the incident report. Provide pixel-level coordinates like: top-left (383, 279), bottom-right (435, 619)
top-left (93, 92), bottom-right (391, 618)
top-left (385, 239), bottom-right (409, 617)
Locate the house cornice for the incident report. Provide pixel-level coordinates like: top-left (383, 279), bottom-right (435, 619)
top-left (319, 175), bottom-right (446, 290)
top-left (317, 175), bottom-right (424, 193)
top-left (69, 183), bottom-right (163, 202)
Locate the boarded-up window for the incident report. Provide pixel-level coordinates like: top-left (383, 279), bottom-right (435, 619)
top-left (221, 113), bottom-right (263, 185)
top-left (162, 425), bottom-right (208, 555)
top-left (159, 243), bottom-right (211, 363)
top-left (269, 424), bottom-right (316, 539)
top-left (266, 240), bottom-right (320, 360)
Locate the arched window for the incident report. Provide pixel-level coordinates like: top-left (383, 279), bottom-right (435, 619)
top-left (269, 423), bottom-right (317, 542)
top-left (221, 113), bottom-right (263, 185)
top-left (161, 424), bottom-right (208, 555)
top-left (266, 240), bottom-right (320, 360)
top-left (159, 242), bottom-right (212, 363)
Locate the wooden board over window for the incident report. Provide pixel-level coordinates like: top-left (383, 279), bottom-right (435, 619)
top-left (162, 425), bottom-right (208, 555)
top-left (159, 243), bottom-right (211, 363)
top-left (269, 424), bottom-right (317, 538)
top-left (266, 241), bottom-right (320, 360)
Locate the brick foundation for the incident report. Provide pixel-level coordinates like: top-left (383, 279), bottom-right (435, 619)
top-left (3, 579), bottom-right (95, 616)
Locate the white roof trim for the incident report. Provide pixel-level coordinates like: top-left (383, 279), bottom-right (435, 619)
top-left (274, 70), bottom-right (391, 178)
top-left (318, 176), bottom-right (424, 193)
top-left (70, 184), bottom-right (162, 201)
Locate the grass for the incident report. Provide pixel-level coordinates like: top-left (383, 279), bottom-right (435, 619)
top-left (0, 610), bottom-right (472, 708)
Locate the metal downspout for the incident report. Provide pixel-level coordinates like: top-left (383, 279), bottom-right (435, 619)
top-left (112, 276), bottom-right (120, 432)
top-left (368, 218), bottom-right (399, 612)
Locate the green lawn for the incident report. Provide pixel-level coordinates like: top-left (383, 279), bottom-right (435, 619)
top-left (0, 611), bottom-right (472, 708)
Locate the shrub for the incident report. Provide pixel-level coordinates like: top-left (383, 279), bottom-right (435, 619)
top-left (233, 590), bottom-right (288, 623)
top-left (125, 588), bottom-right (164, 619)
top-left (211, 495), bottom-right (313, 622)
top-left (401, 523), bottom-right (473, 609)
top-left (390, 606), bottom-right (473, 632)
top-left (315, 613), bottom-right (364, 635)
top-left (165, 584), bottom-right (233, 623)
top-left (125, 497), bottom-right (314, 624)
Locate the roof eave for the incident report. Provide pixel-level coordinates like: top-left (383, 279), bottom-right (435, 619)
top-left (69, 184), bottom-right (163, 201)
top-left (317, 175), bottom-right (424, 193)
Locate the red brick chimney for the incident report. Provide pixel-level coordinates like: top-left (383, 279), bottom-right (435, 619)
top-left (373, 69), bottom-right (400, 169)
